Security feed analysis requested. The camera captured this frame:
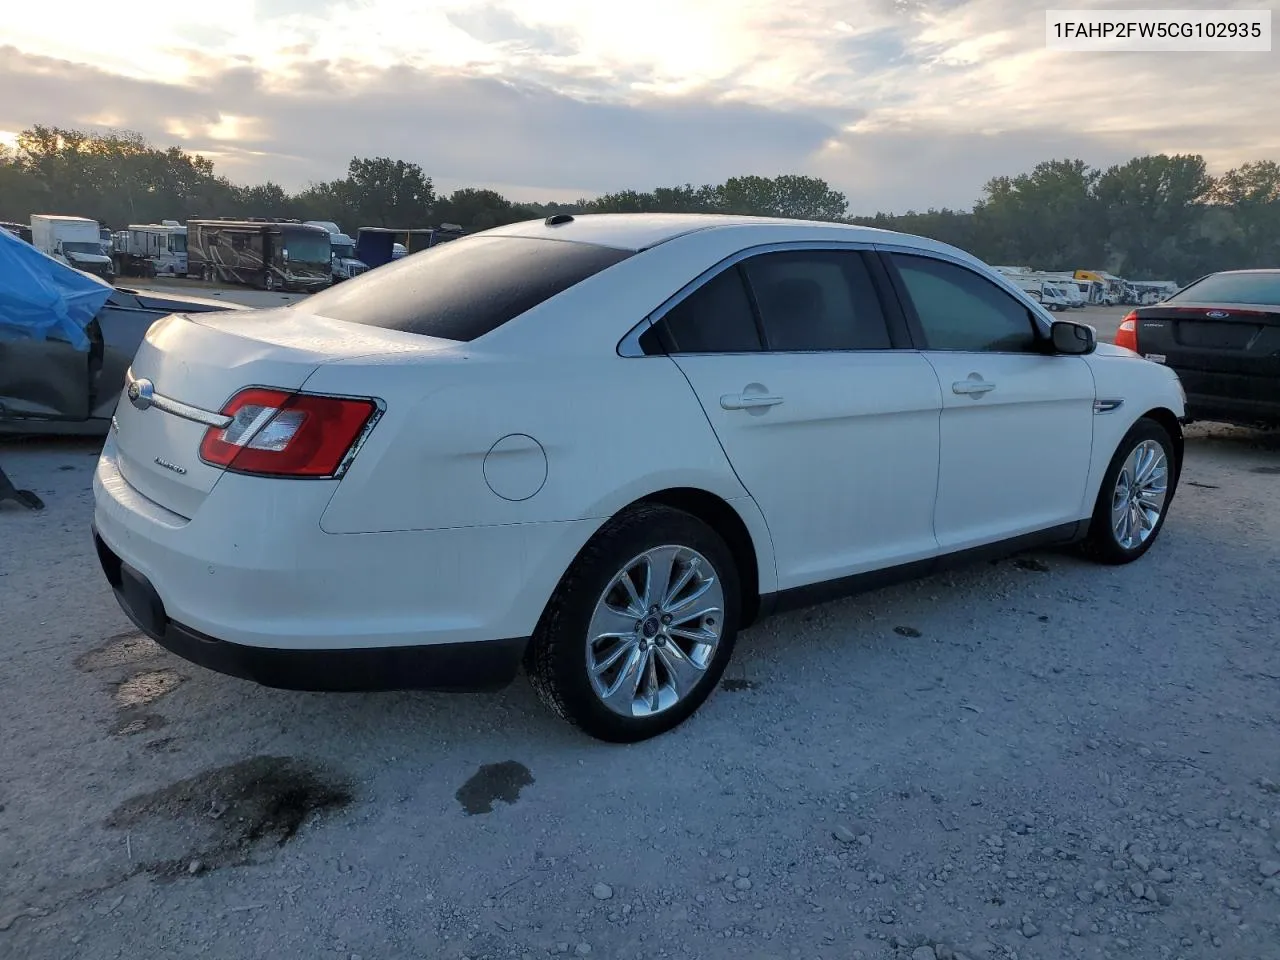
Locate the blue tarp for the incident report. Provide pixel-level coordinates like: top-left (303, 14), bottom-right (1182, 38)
top-left (0, 227), bottom-right (111, 351)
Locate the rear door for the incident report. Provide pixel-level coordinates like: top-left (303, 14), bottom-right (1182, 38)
top-left (649, 245), bottom-right (943, 591)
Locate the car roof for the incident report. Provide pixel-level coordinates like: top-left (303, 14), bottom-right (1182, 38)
top-left (1206, 268), bottom-right (1280, 276)
top-left (481, 213), bottom-right (912, 253)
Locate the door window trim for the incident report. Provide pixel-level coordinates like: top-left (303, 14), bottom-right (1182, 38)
top-left (872, 244), bottom-right (1056, 355)
top-left (617, 240), bottom-right (913, 358)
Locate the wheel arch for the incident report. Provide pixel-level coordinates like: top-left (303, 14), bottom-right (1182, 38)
top-left (632, 487), bottom-right (768, 628)
top-left (1138, 406), bottom-right (1184, 490)
top-left (543, 486), bottom-right (774, 632)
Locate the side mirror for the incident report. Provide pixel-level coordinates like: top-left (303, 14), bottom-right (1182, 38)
top-left (1051, 320), bottom-right (1096, 355)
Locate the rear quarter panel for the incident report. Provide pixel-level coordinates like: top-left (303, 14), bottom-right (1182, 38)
top-left (304, 352), bottom-right (771, 581)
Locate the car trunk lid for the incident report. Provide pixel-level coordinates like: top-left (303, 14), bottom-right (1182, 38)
top-left (1133, 302), bottom-right (1280, 412)
top-left (111, 306), bottom-right (443, 518)
top-left (1135, 303), bottom-right (1280, 370)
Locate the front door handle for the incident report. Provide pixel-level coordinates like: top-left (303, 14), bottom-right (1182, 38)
top-left (720, 393), bottom-right (785, 410)
top-left (952, 379), bottom-right (996, 396)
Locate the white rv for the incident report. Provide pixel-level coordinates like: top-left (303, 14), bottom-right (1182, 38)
top-left (113, 221), bottom-right (188, 277)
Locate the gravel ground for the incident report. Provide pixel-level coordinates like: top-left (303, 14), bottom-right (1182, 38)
top-left (1, 422), bottom-right (1277, 960)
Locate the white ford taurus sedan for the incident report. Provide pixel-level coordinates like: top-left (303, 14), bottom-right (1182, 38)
top-left (92, 214), bottom-right (1186, 741)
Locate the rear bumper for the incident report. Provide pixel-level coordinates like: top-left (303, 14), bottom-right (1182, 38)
top-left (1171, 368), bottom-right (1280, 425)
top-left (1185, 393), bottom-right (1280, 426)
top-left (92, 526), bottom-right (527, 692)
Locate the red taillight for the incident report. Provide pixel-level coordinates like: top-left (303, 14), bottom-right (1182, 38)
top-left (1115, 312), bottom-right (1139, 352)
top-left (199, 388), bottom-right (378, 478)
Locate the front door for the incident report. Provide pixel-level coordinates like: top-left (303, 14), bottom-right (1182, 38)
top-left (882, 250), bottom-right (1096, 553)
top-left (650, 247), bottom-right (944, 591)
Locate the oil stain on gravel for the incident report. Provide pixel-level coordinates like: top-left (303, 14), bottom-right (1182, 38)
top-left (1013, 557), bottom-right (1051, 572)
top-left (894, 625), bottom-right (923, 638)
top-left (456, 761), bottom-right (533, 815)
top-left (75, 632), bottom-right (165, 673)
top-left (114, 670), bottom-right (186, 709)
top-left (1252, 465), bottom-right (1280, 474)
top-left (105, 756), bottom-right (353, 878)
top-left (721, 678), bottom-right (758, 692)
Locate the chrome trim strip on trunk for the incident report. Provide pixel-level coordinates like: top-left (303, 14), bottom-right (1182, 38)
top-left (124, 373), bottom-right (234, 430)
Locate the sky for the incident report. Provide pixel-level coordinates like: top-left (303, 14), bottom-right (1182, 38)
top-left (2, 0), bottom-right (1276, 214)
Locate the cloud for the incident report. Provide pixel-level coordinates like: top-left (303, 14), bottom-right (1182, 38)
top-left (1, 0), bottom-right (1276, 213)
top-left (0, 46), bottom-right (841, 198)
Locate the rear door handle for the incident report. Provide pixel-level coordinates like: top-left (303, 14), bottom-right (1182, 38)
top-left (952, 379), bottom-right (996, 396)
top-left (720, 394), bottom-right (785, 410)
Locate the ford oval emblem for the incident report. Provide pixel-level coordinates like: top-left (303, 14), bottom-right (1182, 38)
top-left (1205, 310), bottom-right (1230, 319)
top-left (127, 378), bottom-right (155, 411)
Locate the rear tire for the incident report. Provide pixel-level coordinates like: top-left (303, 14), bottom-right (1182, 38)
top-left (1082, 418), bottom-right (1177, 565)
top-left (526, 504), bottom-right (741, 743)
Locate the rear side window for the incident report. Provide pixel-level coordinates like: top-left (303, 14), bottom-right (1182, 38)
top-left (655, 267), bottom-right (763, 353)
top-left (742, 250), bottom-right (890, 351)
top-left (1170, 272), bottom-right (1280, 306)
top-left (302, 236), bottom-right (633, 342)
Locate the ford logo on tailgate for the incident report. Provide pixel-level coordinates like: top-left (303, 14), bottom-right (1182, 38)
top-left (1205, 310), bottom-right (1230, 319)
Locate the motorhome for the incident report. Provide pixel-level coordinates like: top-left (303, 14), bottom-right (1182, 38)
top-left (113, 221), bottom-right (188, 277)
top-left (1006, 274), bottom-right (1072, 311)
top-left (1127, 280), bottom-right (1180, 305)
top-left (186, 218), bottom-right (332, 292)
top-left (30, 214), bottom-right (114, 281)
top-left (1074, 270), bottom-right (1127, 306)
top-left (303, 221), bottom-right (369, 282)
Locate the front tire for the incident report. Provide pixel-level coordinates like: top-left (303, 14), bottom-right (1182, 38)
top-left (1083, 418), bottom-right (1176, 565)
top-left (526, 504), bottom-right (741, 742)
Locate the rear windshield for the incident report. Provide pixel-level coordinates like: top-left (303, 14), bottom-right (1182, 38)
top-left (301, 235), bottom-right (633, 341)
top-left (1170, 272), bottom-right (1280, 306)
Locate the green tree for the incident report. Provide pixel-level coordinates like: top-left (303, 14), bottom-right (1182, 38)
top-left (1095, 154), bottom-right (1214, 278)
top-left (972, 159), bottom-right (1103, 270)
top-left (718, 174), bottom-right (847, 220)
top-left (432, 187), bottom-right (541, 231)
top-left (342, 157), bottom-right (434, 227)
top-left (1205, 160), bottom-right (1280, 267)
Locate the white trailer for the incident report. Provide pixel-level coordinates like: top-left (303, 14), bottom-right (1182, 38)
top-left (30, 214), bottom-right (115, 281)
top-left (113, 221), bottom-right (188, 277)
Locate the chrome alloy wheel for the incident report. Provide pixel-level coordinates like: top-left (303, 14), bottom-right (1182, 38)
top-left (586, 545), bottom-right (725, 718)
top-left (1110, 439), bottom-right (1169, 550)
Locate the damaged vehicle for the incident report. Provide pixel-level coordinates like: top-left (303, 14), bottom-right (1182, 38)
top-left (1, 227), bottom-right (242, 436)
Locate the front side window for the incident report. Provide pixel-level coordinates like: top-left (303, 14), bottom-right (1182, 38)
top-left (742, 250), bottom-right (891, 351)
top-left (890, 254), bottom-right (1040, 353)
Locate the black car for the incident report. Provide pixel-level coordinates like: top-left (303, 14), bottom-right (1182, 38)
top-left (1115, 269), bottom-right (1280, 428)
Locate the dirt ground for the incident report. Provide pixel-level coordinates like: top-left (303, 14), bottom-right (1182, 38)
top-left (1, 419), bottom-right (1277, 960)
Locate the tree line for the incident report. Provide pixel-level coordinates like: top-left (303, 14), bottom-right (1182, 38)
top-left (2, 125), bottom-right (1278, 282)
